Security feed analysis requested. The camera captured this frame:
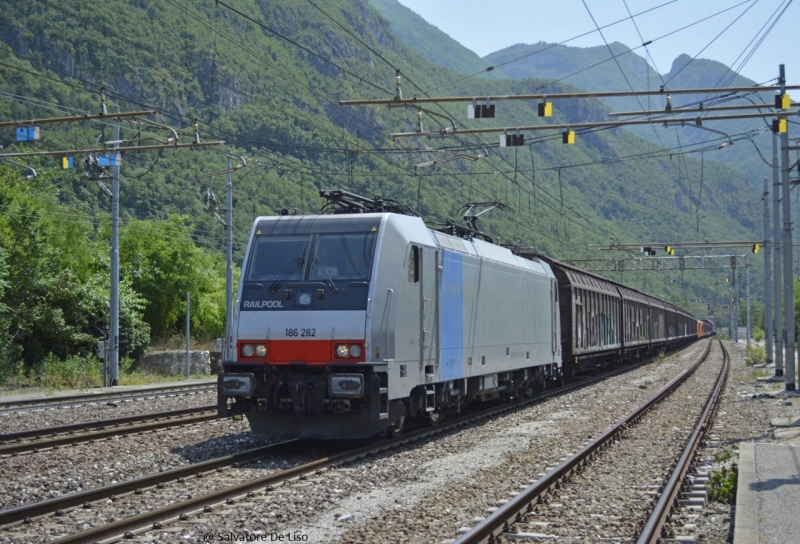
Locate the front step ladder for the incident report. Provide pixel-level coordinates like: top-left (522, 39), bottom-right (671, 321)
top-left (379, 387), bottom-right (388, 420)
top-left (424, 384), bottom-right (436, 412)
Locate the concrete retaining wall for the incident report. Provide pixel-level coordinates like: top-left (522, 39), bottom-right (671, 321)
top-left (136, 351), bottom-right (212, 376)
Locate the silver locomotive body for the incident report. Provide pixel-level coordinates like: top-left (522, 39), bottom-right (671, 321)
top-left (218, 212), bottom-right (561, 439)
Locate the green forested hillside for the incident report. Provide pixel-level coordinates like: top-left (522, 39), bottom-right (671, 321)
top-left (0, 0), bottom-right (764, 377)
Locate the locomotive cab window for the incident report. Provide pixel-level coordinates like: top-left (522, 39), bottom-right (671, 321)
top-left (408, 245), bottom-right (420, 284)
top-left (245, 231), bottom-right (376, 285)
top-left (246, 236), bottom-right (308, 282)
top-left (311, 232), bottom-right (376, 282)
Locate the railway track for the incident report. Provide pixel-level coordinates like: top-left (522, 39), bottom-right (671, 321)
top-left (0, 381), bottom-right (216, 414)
top-left (453, 339), bottom-right (726, 543)
top-left (0, 350), bottom-right (667, 543)
top-left (0, 405), bottom-right (217, 456)
top-left (0, 440), bottom-right (305, 527)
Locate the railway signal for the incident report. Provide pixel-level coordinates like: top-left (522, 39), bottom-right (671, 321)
top-left (500, 133), bottom-right (524, 147)
top-left (468, 101), bottom-right (495, 119)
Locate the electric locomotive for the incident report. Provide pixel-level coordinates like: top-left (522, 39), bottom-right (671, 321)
top-left (217, 190), bottom-right (562, 439)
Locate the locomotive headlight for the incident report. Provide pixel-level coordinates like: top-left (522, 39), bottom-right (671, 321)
top-left (335, 344), bottom-right (350, 358)
top-left (298, 293), bottom-right (312, 305)
top-left (242, 344), bottom-right (255, 357)
top-left (255, 344), bottom-right (267, 357)
top-left (349, 344), bottom-right (362, 358)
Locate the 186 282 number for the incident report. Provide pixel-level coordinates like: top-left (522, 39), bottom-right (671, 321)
top-left (285, 328), bottom-right (316, 337)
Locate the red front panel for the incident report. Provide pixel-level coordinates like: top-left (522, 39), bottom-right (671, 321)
top-left (271, 340), bottom-right (333, 364)
top-left (237, 339), bottom-right (366, 365)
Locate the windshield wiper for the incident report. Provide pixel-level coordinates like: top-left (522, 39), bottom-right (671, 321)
top-left (267, 256), bottom-right (304, 294)
top-left (312, 256), bottom-right (339, 293)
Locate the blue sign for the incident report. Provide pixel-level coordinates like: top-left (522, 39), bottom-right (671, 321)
top-left (16, 127), bottom-right (40, 141)
top-left (97, 155), bottom-right (119, 167)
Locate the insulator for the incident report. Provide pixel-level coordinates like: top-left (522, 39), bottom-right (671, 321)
top-left (100, 87), bottom-right (107, 116)
top-left (394, 69), bottom-right (402, 100)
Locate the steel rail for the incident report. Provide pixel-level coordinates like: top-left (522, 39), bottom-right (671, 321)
top-left (0, 382), bottom-right (216, 413)
top-left (0, 440), bottom-right (301, 527)
top-left (0, 404), bottom-right (217, 444)
top-left (0, 410), bottom-right (216, 456)
top-left (636, 340), bottom-right (729, 543)
top-left (455, 339), bottom-right (713, 544)
top-left (46, 343), bottom-right (695, 544)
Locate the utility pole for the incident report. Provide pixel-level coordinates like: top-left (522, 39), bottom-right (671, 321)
top-left (729, 290), bottom-right (734, 339)
top-left (734, 266), bottom-right (739, 343)
top-left (197, 151), bottom-right (246, 361)
top-left (186, 292), bottom-right (191, 379)
top-left (110, 106), bottom-right (120, 386)
top-left (226, 151), bottom-right (234, 361)
top-left (746, 265), bottom-right (751, 347)
top-left (779, 64), bottom-right (796, 391)
top-left (764, 176), bottom-right (773, 365)
top-left (773, 129), bottom-right (784, 377)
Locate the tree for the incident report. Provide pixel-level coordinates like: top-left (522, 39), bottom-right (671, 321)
top-left (0, 245), bottom-right (17, 377)
top-left (740, 302), bottom-right (764, 329)
top-left (0, 167), bottom-right (149, 374)
top-left (0, 171), bottom-right (97, 366)
top-left (77, 266), bottom-right (150, 362)
top-left (119, 215), bottom-right (226, 339)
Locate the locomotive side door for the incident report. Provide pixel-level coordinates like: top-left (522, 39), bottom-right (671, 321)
top-left (420, 246), bottom-right (439, 379)
top-left (394, 245), bottom-right (421, 368)
top-left (551, 279), bottom-right (558, 356)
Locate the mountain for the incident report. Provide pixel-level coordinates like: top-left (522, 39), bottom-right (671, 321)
top-left (481, 43), bottom-right (772, 185)
top-left (370, 0), bottom-right (773, 186)
top-left (483, 41), bottom-right (658, 98)
top-left (0, 0), bottom-right (763, 309)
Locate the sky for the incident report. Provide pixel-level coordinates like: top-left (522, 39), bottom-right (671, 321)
top-left (396, 0), bottom-right (798, 86)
